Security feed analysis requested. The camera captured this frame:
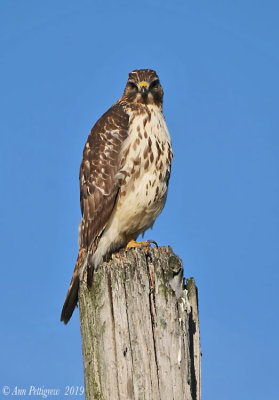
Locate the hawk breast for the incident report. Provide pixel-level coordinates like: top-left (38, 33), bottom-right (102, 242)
top-left (113, 104), bottom-right (173, 237)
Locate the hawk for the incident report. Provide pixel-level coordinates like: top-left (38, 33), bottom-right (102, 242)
top-left (61, 69), bottom-right (173, 323)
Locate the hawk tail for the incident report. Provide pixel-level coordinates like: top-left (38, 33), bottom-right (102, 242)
top-left (60, 249), bottom-right (86, 324)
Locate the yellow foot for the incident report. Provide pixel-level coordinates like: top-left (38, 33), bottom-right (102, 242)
top-left (125, 239), bottom-right (158, 253)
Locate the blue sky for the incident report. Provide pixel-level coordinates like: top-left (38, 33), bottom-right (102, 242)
top-left (1, 1), bottom-right (278, 399)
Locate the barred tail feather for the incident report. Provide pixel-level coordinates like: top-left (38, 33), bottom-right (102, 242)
top-left (60, 249), bottom-right (86, 324)
top-left (60, 276), bottom-right (79, 324)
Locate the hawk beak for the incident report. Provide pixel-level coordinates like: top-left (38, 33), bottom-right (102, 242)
top-left (138, 81), bottom-right (148, 99)
top-left (141, 86), bottom-right (148, 98)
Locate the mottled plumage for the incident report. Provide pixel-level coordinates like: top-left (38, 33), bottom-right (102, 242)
top-left (61, 69), bottom-right (173, 323)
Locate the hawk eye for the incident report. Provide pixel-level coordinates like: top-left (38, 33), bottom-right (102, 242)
top-left (149, 79), bottom-right (160, 90)
top-left (128, 81), bottom-right (138, 91)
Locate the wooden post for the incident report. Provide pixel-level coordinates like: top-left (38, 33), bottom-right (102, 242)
top-left (79, 246), bottom-right (201, 400)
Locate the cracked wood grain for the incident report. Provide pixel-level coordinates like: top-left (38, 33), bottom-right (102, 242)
top-left (79, 246), bottom-right (201, 400)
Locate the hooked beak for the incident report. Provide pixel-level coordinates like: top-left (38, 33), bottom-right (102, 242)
top-left (138, 81), bottom-right (148, 99)
top-left (141, 86), bottom-right (148, 98)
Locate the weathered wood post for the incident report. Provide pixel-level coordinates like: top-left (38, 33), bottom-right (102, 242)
top-left (79, 246), bottom-right (201, 400)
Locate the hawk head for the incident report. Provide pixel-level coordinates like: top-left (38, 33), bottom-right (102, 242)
top-left (122, 69), bottom-right (164, 107)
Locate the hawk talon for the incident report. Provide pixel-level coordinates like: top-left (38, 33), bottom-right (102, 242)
top-left (148, 240), bottom-right (158, 248)
top-left (125, 239), bottom-right (158, 253)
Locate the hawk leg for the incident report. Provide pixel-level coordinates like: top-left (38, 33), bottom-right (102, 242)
top-left (125, 239), bottom-right (158, 253)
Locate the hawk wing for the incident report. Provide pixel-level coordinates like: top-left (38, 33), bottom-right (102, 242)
top-left (79, 103), bottom-right (129, 250)
top-left (61, 103), bottom-right (129, 323)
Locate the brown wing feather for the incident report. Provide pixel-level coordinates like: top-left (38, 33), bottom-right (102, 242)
top-left (79, 103), bottom-right (129, 250)
top-left (61, 103), bottom-right (129, 324)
